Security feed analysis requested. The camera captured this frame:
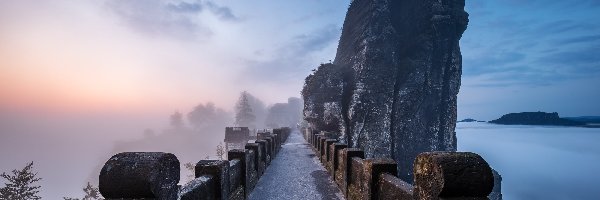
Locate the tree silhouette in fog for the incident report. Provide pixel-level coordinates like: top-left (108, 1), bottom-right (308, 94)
top-left (235, 91), bottom-right (256, 128)
top-left (63, 182), bottom-right (103, 200)
top-left (0, 162), bottom-right (42, 200)
top-left (187, 102), bottom-right (229, 130)
top-left (169, 111), bottom-right (185, 130)
top-left (216, 142), bottom-right (225, 160)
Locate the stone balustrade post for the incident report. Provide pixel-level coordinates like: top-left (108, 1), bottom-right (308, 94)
top-left (414, 152), bottom-right (494, 200)
top-left (378, 173), bottom-right (414, 200)
top-left (228, 149), bottom-right (252, 199)
top-left (321, 139), bottom-right (337, 163)
top-left (264, 136), bottom-right (274, 159)
top-left (195, 160), bottom-right (230, 200)
top-left (336, 148), bottom-right (364, 197)
top-left (245, 143), bottom-right (263, 176)
top-left (99, 152), bottom-right (180, 200)
top-left (254, 140), bottom-right (271, 165)
top-left (328, 143), bottom-right (347, 177)
top-left (179, 175), bottom-right (216, 200)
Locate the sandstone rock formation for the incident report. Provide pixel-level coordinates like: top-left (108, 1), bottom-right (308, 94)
top-left (302, 0), bottom-right (469, 182)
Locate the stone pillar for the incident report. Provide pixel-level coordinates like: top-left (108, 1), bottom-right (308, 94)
top-left (195, 160), bottom-right (230, 200)
top-left (272, 134), bottom-right (280, 155)
top-left (414, 152), bottom-right (494, 199)
top-left (245, 143), bottom-right (262, 176)
top-left (317, 138), bottom-right (326, 162)
top-left (264, 136), bottom-right (275, 159)
top-left (99, 152), bottom-right (180, 200)
top-left (359, 159), bottom-right (397, 200)
top-left (314, 134), bottom-right (324, 150)
top-left (322, 139), bottom-right (337, 163)
top-left (228, 149), bottom-right (252, 199)
top-left (378, 173), bottom-right (414, 200)
top-left (255, 140), bottom-right (270, 165)
top-left (328, 143), bottom-right (348, 177)
top-left (228, 160), bottom-right (244, 200)
top-left (336, 148), bottom-right (364, 197)
top-left (179, 175), bottom-right (216, 200)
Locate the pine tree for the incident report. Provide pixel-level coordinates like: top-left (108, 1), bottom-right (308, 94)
top-left (0, 162), bottom-right (42, 200)
top-left (63, 182), bottom-right (104, 200)
top-left (82, 182), bottom-right (103, 200)
top-left (234, 91), bottom-right (256, 128)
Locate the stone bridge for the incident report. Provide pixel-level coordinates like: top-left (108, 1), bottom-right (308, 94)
top-left (97, 127), bottom-right (498, 200)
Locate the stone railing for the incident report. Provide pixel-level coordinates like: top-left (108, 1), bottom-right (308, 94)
top-left (303, 128), bottom-right (497, 200)
top-left (98, 127), bottom-right (291, 200)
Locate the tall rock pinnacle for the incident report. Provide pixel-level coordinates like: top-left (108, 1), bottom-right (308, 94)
top-left (302, 0), bottom-right (468, 182)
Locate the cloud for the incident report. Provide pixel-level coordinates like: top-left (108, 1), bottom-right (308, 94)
top-left (463, 52), bottom-right (526, 76)
top-left (106, 0), bottom-right (238, 39)
top-left (202, 1), bottom-right (238, 21)
top-left (461, 0), bottom-right (600, 88)
top-left (557, 34), bottom-right (600, 45)
top-left (238, 24), bottom-right (341, 84)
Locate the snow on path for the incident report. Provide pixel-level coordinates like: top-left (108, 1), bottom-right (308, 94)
top-left (248, 130), bottom-right (345, 200)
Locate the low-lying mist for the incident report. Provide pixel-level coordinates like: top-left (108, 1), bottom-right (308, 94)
top-left (0, 91), bottom-right (302, 199)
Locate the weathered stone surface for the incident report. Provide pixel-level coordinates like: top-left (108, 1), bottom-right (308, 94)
top-left (272, 127), bottom-right (291, 142)
top-left (272, 134), bottom-right (280, 154)
top-left (228, 185), bottom-right (244, 200)
top-left (322, 139), bottom-right (337, 163)
top-left (264, 137), bottom-right (275, 159)
top-left (328, 143), bottom-right (348, 177)
top-left (314, 135), bottom-right (324, 150)
top-left (318, 138), bottom-right (328, 160)
top-left (99, 152), bottom-right (179, 200)
top-left (255, 140), bottom-right (270, 165)
top-left (179, 175), bottom-right (216, 200)
top-left (414, 152), bottom-right (494, 199)
top-left (347, 157), bottom-right (364, 200)
top-left (302, 63), bottom-right (351, 135)
top-left (245, 143), bottom-right (263, 176)
top-left (335, 148), bottom-right (364, 197)
top-left (302, 0), bottom-right (469, 182)
top-left (228, 159), bottom-right (242, 197)
top-left (359, 158), bottom-right (398, 200)
top-left (379, 173), bottom-right (414, 200)
top-left (195, 160), bottom-right (230, 200)
top-left (228, 149), bottom-right (254, 198)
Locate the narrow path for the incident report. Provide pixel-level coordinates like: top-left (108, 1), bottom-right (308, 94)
top-left (248, 130), bottom-right (344, 200)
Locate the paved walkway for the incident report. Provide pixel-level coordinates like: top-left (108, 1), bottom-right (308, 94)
top-left (248, 130), bottom-right (344, 200)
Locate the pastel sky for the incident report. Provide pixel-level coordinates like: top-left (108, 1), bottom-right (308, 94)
top-left (1, 0), bottom-right (599, 120)
top-left (460, 0), bottom-right (600, 120)
top-left (0, 0), bottom-right (599, 198)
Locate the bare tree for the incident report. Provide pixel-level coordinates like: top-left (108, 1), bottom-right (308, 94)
top-left (216, 142), bottom-right (225, 160)
top-left (0, 162), bottom-right (42, 200)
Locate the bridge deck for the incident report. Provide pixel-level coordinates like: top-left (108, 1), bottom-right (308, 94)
top-left (248, 130), bottom-right (344, 200)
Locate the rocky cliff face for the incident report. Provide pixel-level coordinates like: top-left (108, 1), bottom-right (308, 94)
top-left (302, 63), bottom-right (352, 134)
top-left (302, 0), bottom-right (468, 182)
